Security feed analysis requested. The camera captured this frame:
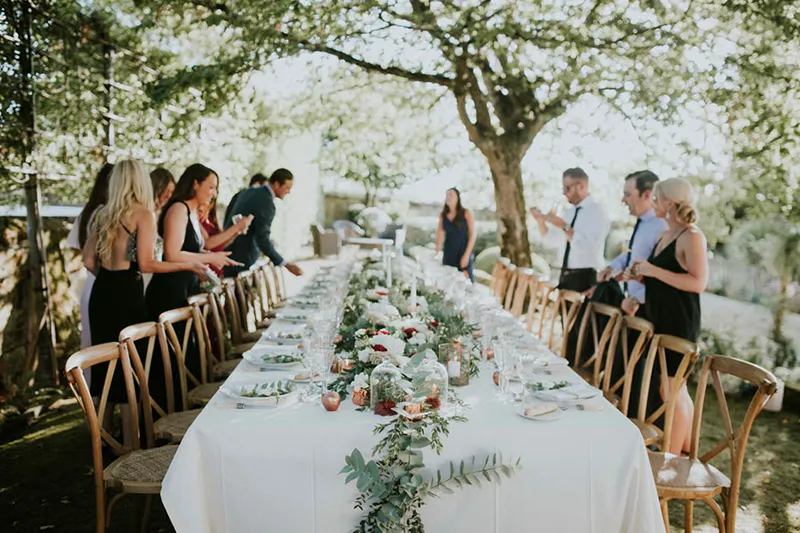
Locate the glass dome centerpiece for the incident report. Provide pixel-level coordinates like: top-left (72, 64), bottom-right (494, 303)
top-left (370, 359), bottom-right (404, 416)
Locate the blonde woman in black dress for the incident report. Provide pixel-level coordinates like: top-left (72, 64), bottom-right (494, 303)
top-left (83, 159), bottom-right (206, 446)
top-left (626, 178), bottom-right (708, 455)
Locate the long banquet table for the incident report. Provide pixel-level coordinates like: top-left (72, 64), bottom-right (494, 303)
top-left (161, 269), bottom-right (665, 533)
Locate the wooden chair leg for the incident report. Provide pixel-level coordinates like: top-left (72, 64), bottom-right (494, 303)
top-left (660, 499), bottom-right (670, 532)
top-left (139, 495), bottom-right (154, 533)
top-left (706, 497), bottom-right (726, 533)
top-left (684, 500), bottom-right (694, 533)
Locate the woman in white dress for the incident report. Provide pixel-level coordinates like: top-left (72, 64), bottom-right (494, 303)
top-left (66, 164), bottom-right (114, 352)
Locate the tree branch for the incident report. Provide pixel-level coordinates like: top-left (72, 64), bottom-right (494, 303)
top-left (298, 41), bottom-right (454, 88)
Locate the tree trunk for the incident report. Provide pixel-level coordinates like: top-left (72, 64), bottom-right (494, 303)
top-left (485, 143), bottom-right (532, 268)
top-left (19, 1), bottom-right (56, 388)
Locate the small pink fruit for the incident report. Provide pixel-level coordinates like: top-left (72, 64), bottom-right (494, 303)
top-left (322, 391), bottom-right (341, 411)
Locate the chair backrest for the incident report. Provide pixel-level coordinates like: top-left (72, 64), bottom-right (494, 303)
top-left (525, 278), bottom-right (555, 337)
top-left (509, 268), bottom-right (535, 318)
top-left (271, 263), bottom-right (287, 303)
top-left (689, 355), bottom-right (777, 533)
top-left (636, 333), bottom-right (700, 449)
top-left (66, 343), bottom-right (140, 459)
top-left (119, 321), bottom-right (174, 425)
top-left (546, 289), bottom-right (585, 355)
top-left (235, 269), bottom-right (265, 332)
top-left (573, 302), bottom-right (622, 387)
top-left (502, 265), bottom-right (519, 311)
top-left (602, 315), bottom-right (654, 416)
top-left (203, 287), bottom-right (229, 364)
top-left (189, 291), bottom-right (224, 368)
top-left (65, 342), bottom-right (142, 532)
top-left (159, 306), bottom-right (205, 412)
top-left (309, 224), bottom-right (322, 255)
top-left (223, 279), bottom-right (249, 345)
top-left (332, 219), bottom-right (364, 240)
top-left (490, 257), bottom-right (511, 299)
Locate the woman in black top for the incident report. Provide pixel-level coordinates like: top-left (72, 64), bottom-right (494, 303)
top-left (145, 164), bottom-right (239, 411)
top-left (626, 178), bottom-right (708, 455)
top-left (83, 159), bottom-right (205, 446)
top-left (435, 188), bottom-right (476, 282)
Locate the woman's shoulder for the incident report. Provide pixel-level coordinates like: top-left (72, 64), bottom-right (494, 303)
top-left (678, 225), bottom-right (706, 248)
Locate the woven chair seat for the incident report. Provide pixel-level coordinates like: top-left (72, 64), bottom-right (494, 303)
top-left (213, 358), bottom-right (241, 378)
top-left (104, 444), bottom-right (178, 492)
top-left (153, 409), bottom-right (202, 443)
top-left (649, 451), bottom-right (730, 492)
top-left (188, 382), bottom-right (222, 406)
top-left (631, 418), bottom-right (662, 446)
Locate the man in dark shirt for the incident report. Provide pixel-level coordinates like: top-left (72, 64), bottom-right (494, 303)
top-left (223, 168), bottom-right (303, 278)
top-left (223, 173), bottom-right (268, 229)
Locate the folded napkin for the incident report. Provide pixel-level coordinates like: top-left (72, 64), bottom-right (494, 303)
top-left (523, 403), bottom-right (559, 417)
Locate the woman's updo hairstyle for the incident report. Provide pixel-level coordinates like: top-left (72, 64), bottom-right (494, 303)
top-left (655, 178), bottom-right (698, 225)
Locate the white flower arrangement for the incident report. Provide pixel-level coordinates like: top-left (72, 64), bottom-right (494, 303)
top-left (370, 333), bottom-right (406, 358)
top-left (365, 286), bottom-right (390, 302)
top-left (364, 301), bottom-right (400, 325)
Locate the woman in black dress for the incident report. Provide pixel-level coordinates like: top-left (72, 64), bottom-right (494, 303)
top-left (83, 159), bottom-right (206, 446)
top-left (435, 188), bottom-right (476, 282)
top-left (626, 178), bottom-right (708, 455)
top-left (145, 164), bottom-right (239, 410)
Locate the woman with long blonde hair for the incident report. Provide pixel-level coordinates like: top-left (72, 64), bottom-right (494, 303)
top-left (626, 177), bottom-right (708, 455)
top-left (83, 159), bottom-right (206, 439)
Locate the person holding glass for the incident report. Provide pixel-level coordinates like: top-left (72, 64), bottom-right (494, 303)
top-left (625, 177), bottom-right (707, 455)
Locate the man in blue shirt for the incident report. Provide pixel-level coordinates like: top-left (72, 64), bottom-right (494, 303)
top-left (597, 170), bottom-right (668, 318)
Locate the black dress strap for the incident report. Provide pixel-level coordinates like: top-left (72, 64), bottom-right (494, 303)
top-left (121, 222), bottom-right (134, 236)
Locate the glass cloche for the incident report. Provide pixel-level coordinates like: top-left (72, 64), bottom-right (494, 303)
top-left (370, 358), bottom-right (404, 414)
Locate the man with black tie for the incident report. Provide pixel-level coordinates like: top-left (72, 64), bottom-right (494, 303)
top-left (596, 170), bottom-right (667, 318)
top-left (530, 167), bottom-right (610, 292)
top-left (223, 168), bottom-right (303, 278)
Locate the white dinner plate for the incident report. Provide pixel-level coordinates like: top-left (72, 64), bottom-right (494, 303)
top-left (242, 346), bottom-right (304, 369)
top-left (533, 384), bottom-right (601, 404)
top-left (219, 380), bottom-right (299, 408)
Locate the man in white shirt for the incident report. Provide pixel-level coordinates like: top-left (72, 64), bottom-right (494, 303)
top-left (530, 167), bottom-right (611, 293)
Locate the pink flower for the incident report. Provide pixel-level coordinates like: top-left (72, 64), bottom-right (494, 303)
top-left (375, 400), bottom-right (397, 416)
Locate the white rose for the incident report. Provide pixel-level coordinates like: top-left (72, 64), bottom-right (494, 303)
top-left (352, 372), bottom-right (369, 392)
top-left (409, 332), bottom-right (427, 346)
top-left (357, 348), bottom-right (371, 363)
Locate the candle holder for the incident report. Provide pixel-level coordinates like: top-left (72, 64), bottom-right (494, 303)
top-left (438, 342), bottom-right (469, 387)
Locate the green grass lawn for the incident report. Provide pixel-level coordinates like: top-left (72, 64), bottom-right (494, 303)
top-left (1, 389), bottom-right (798, 533)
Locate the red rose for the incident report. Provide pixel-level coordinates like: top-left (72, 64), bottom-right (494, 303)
top-left (430, 320), bottom-right (439, 328)
top-left (402, 327), bottom-right (417, 339)
top-left (377, 329), bottom-right (390, 336)
top-left (425, 397), bottom-right (441, 410)
top-left (376, 290), bottom-right (388, 296)
top-left (372, 344), bottom-right (388, 352)
top-left (374, 400), bottom-right (397, 416)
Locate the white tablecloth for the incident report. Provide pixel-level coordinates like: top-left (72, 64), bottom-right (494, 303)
top-left (162, 338), bottom-right (664, 532)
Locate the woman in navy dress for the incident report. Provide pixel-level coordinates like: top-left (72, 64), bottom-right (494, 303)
top-left (626, 178), bottom-right (708, 455)
top-left (435, 188), bottom-right (476, 282)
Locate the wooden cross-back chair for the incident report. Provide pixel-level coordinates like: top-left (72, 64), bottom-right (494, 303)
top-left (489, 257), bottom-right (512, 300)
top-left (270, 262), bottom-right (288, 306)
top-left (65, 342), bottom-right (177, 533)
top-left (158, 306), bottom-right (221, 410)
top-left (223, 279), bottom-right (260, 349)
top-left (236, 269), bottom-right (269, 332)
top-left (502, 264), bottom-right (519, 311)
top-left (524, 278), bottom-right (556, 337)
top-left (573, 302), bottom-right (622, 388)
top-left (544, 289), bottom-right (585, 356)
top-left (253, 264), bottom-right (276, 320)
top-left (650, 355), bottom-right (777, 533)
top-left (601, 315), bottom-right (654, 415)
top-left (508, 268), bottom-right (536, 318)
top-left (189, 292), bottom-right (241, 380)
top-left (119, 322), bottom-right (202, 444)
top-left (632, 334), bottom-right (699, 450)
